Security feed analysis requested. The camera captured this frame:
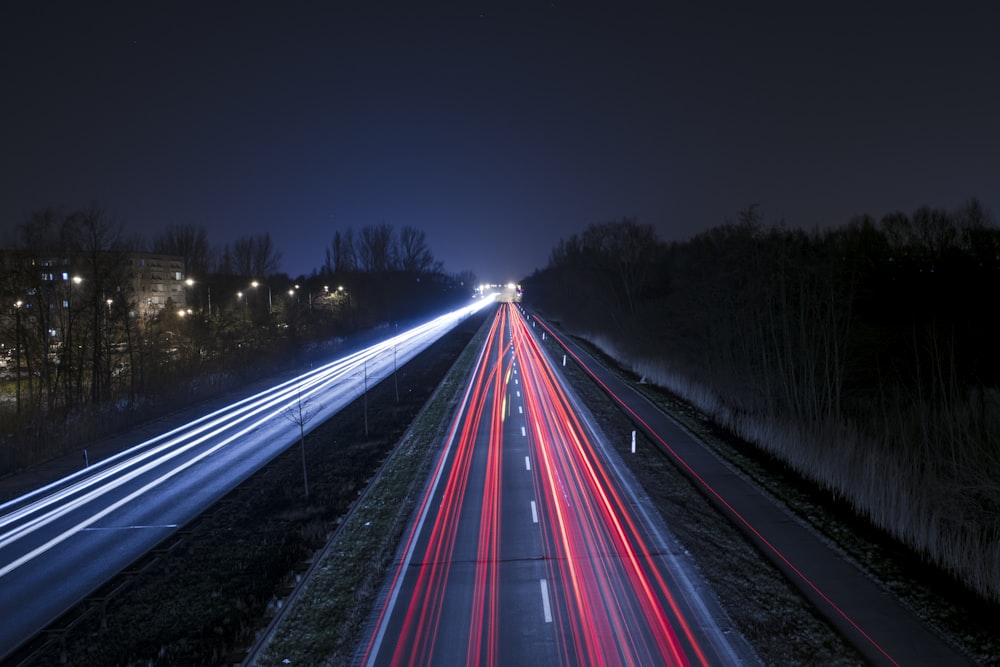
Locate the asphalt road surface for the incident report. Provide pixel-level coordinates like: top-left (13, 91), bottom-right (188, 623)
top-left (360, 303), bottom-right (757, 666)
top-left (0, 298), bottom-right (493, 661)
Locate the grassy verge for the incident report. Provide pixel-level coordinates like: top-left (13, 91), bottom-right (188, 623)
top-left (556, 332), bottom-right (999, 664)
top-left (11, 312), bottom-right (488, 666)
top-left (248, 313), bottom-right (490, 666)
top-left (533, 328), bottom-right (865, 665)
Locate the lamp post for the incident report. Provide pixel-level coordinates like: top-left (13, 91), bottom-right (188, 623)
top-left (185, 277), bottom-right (197, 315)
top-left (68, 276), bottom-right (82, 406)
top-left (105, 298), bottom-right (113, 393)
top-left (237, 291), bottom-right (248, 346)
top-left (250, 280), bottom-right (272, 313)
top-left (14, 300), bottom-right (22, 420)
top-left (287, 287), bottom-right (298, 329)
top-left (186, 277), bottom-right (211, 322)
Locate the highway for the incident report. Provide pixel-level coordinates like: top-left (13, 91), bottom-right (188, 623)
top-left (360, 303), bottom-right (754, 666)
top-left (0, 297), bottom-right (494, 661)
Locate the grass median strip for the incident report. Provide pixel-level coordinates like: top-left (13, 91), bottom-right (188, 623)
top-left (249, 315), bottom-right (489, 666)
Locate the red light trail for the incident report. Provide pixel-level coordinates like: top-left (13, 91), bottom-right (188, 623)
top-left (363, 304), bottom-right (744, 666)
top-left (528, 315), bottom-right (903, 667)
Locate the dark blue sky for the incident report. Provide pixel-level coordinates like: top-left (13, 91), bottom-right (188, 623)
top-left (3, 2), bottom-right (999, 282)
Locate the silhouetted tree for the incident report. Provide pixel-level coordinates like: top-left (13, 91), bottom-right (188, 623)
top-left (327, 229), bottom-right (358, 274)
top-left (63, 204), bottom-right (129, 404)
top-left (227, 233), bottom-right (282, 278)
top-left (581, 218), bottom-right (660, 320)
top-left (151, 224), bottom-right (214, 280)
top-left (398, 226), bottom-right (440, 275)
top-left (358, 224), bottom-right (395, 273)
top-left (528, 201), bottom-right (1000, 603)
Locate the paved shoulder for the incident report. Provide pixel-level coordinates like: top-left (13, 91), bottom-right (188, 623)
top-left (535, 317), bottom-right (972, 667)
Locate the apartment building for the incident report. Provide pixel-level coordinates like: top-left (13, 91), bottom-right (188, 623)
top-left (126, 252), bottom-right (188, 318)
top-left (2, 250), bottom-right (187, 321)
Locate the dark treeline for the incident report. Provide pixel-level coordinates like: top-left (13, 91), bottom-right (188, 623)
top-left (0, 205), bottom-right (475, 474)
top-left (525, 200), bottom-right (1000, 603)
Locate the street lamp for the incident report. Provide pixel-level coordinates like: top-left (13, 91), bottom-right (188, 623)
top-left (337, 284), bottom-right (351, 310)
top-left (184, 278), bottom-right (212, 320)
top-left (67, 276), bottom-right (82, 405)
top-left (250, 280), bottom-right (272, 312)
top-left (105, 298), bottom-right (113, 381)
top-left (14, 300), bottom-right (22, 419)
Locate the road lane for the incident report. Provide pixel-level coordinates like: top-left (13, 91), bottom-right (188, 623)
top-left (0, 298), bottom-right (493, 660)
top-left (362, 304), bottom-right (754, 666)
top-left (365, 304), bottom-right (550, 666)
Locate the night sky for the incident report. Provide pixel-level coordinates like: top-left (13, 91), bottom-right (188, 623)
top-left (3, 3), bottom-right (999, 282)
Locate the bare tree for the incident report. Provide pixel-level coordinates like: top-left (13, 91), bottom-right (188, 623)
top-left (251, 232), bottom-right (282, 277)
top-left (328, 229), bottom-right (358, 274)
top-left (398, 226), bottom-right (440, 275)
top-left (358, 224), bottom-right (395, 273)
top-left (215, 244), bottom-right (233, 275)
top-left (576, 218), bottom-right (660, 324)
top-left (230, 237), bottom-right (254, 277)
top-left (229, 233), bottom-right (282, 278)
top-left (8, 210), bottom-right (65, 416)
top-left (282, 389), bottom-right (319, 498)
top-left (151, 224), bottom-right (214, 280)
top-left (61, 204), bottom-right (128, 404)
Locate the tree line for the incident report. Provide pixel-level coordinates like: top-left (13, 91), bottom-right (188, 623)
top-left (525, 200), bottom-right (1000, 603)
top-left (1, 204), bottom-right (475, 473)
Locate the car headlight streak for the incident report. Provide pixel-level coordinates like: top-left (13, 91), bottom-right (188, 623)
top-left (0, 298), bottom-right (493, 579)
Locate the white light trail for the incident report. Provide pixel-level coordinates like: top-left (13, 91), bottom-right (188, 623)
top-left (0, 298), bottom-right (493, 579)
